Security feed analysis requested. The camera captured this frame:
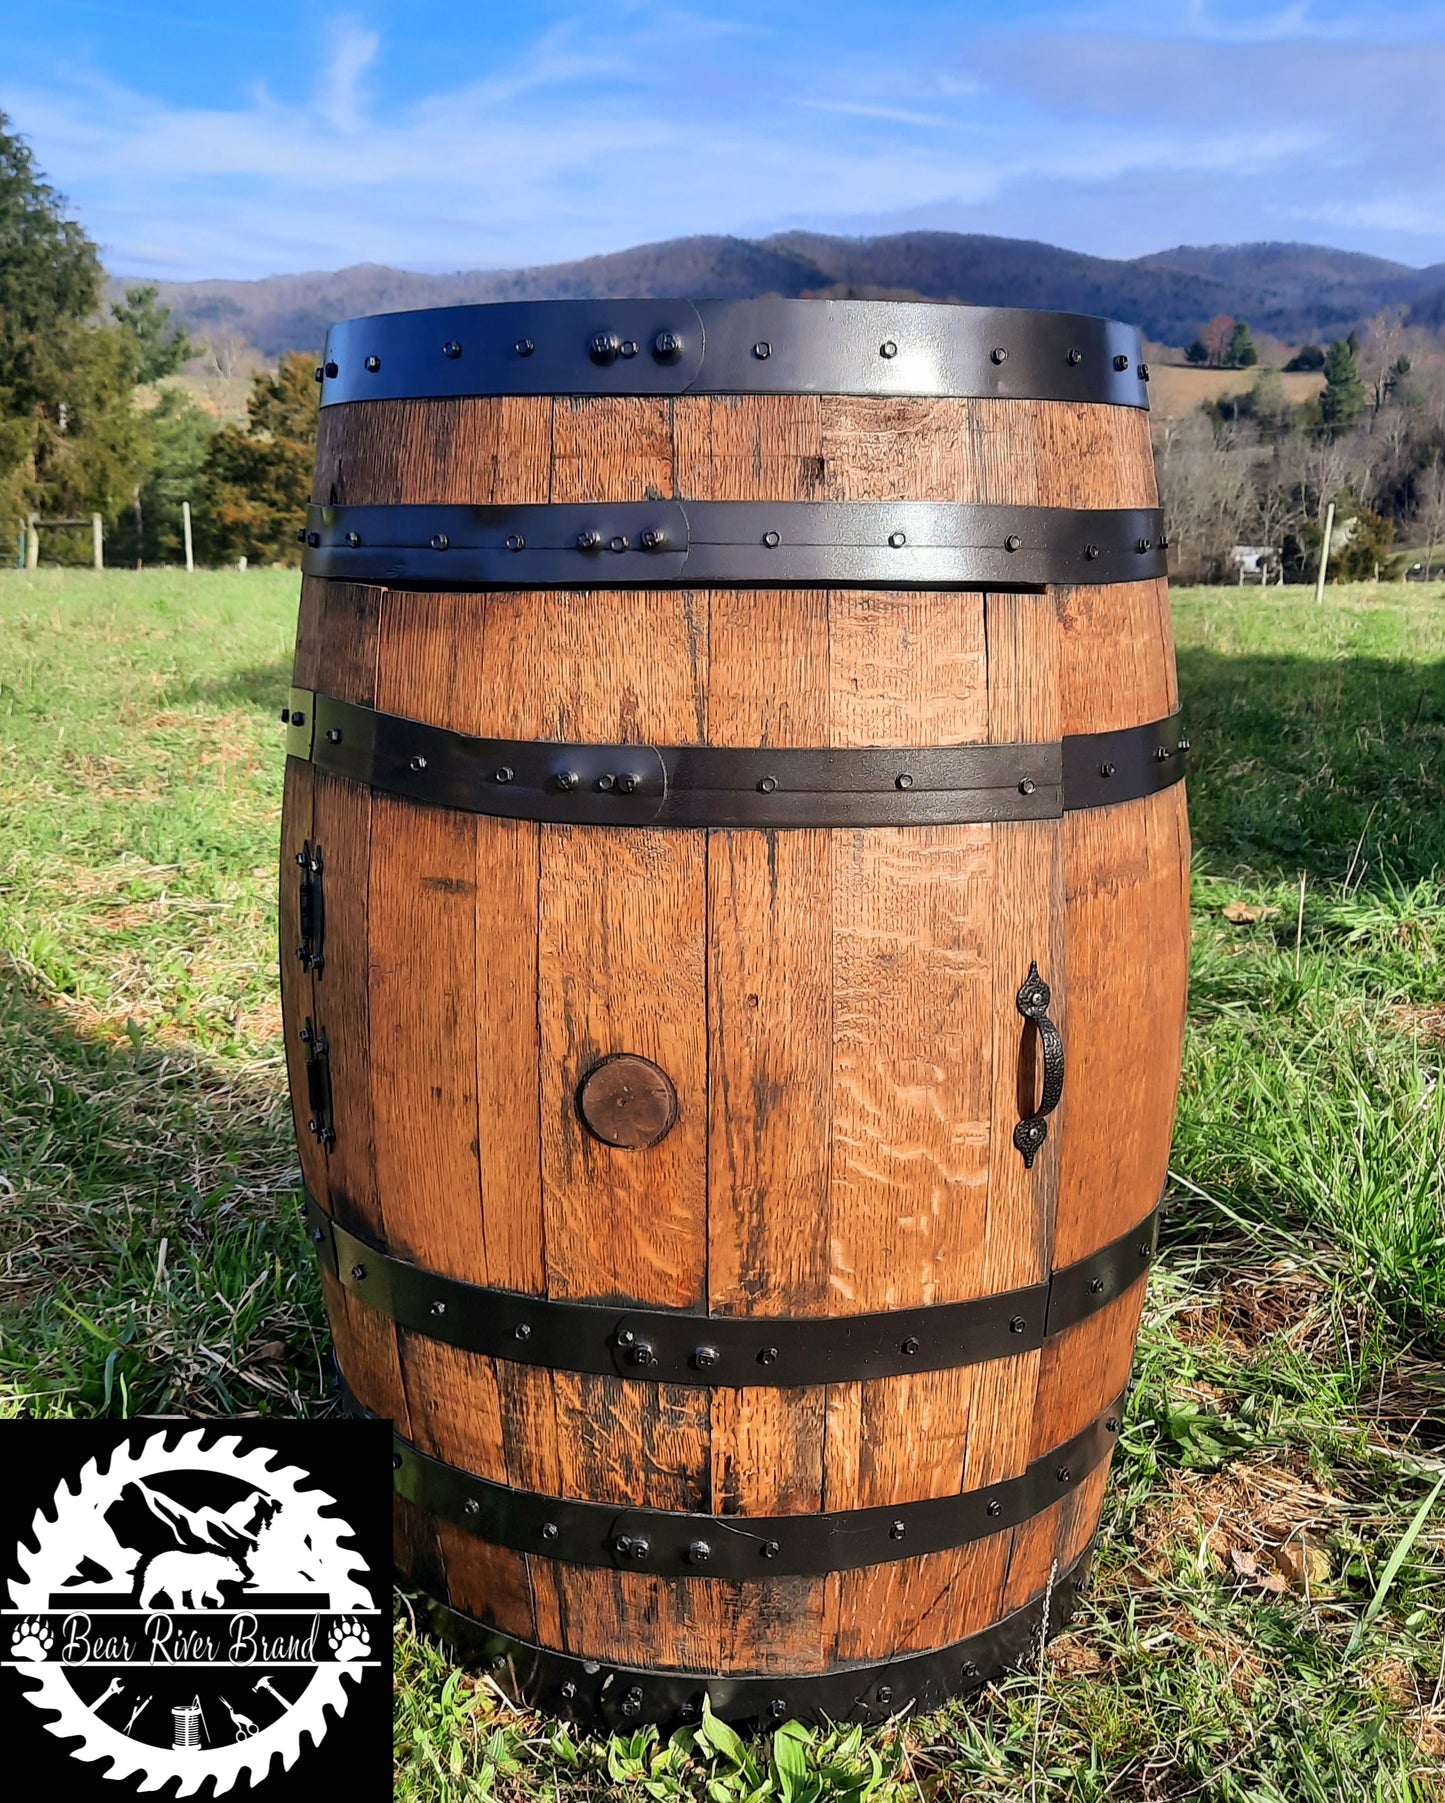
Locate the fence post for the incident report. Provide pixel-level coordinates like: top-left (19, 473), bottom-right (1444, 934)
top-left (182, 500), bottom-right (194, 573)
top-left (92, 513), bottom-right (104, 572)
top-left (1314, 500), bottom-right (1335, 605)
top-left (25, 515), bottom-right (39, 569)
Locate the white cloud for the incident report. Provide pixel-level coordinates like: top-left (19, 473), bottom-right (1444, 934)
top-left (5, 2), bottom-right (1443, 277)
top-left (318, 17), bottom-right (379, 136)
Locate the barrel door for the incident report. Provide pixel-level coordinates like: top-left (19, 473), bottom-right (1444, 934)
top-left (280, 300), bottom-right (1189, 1729)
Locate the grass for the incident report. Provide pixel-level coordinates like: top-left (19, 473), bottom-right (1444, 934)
top-left (1, 568), bottom-right (1442, 1799)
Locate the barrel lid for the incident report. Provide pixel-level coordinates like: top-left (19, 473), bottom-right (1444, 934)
top-left (317, 297), bottom-right (1149, 407)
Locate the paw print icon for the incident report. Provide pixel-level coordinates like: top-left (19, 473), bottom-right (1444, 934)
top-left (327, 1618), bottom-right (370, 1662)
top-left (10, 1619), bottom-right (54, 1663)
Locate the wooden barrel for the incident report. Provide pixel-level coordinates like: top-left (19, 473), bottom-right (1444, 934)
top-left (280, 299), bottom-right (1190, 1729)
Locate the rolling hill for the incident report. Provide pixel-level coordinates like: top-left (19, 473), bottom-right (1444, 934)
top-left (119, 233), bottom-right (1445, 361)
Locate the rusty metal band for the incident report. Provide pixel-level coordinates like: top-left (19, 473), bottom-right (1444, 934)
top-left (318, 298), bottom-right (1148, 408)
top-left (338, 1367), bottom-right (1122, 1579)
top-left (283, 690), bottom-right (1188, 829)
top-left (403, 1543), bottom-right (1094, 1730)
top-left (298, 500), bottom-right (1167, 587)
top-left (305, 1191), bottom-right (1159, 1386)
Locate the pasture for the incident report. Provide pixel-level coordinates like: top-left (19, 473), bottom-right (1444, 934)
top-left (0, 568), bottom-right (1441, 1800)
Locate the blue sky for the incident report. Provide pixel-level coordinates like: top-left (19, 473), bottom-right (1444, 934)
top-left (7, 0), bottom-right (1445, 281)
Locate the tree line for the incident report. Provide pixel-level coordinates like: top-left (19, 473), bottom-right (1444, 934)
top-left (1155, 311), bottom-right (1445, 582)
top-left (0, 115), bottom-right (313, 570)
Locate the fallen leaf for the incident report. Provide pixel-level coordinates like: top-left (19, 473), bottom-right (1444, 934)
top-left (1222, 902), bottom-right (1281, 924)
top-left (1271, 1534), bottom-right (1332, 1592)
top-left (253, 1340), bottom-right (288, 1364)
top-left (1229, 1547), bottom-right (1260, 1578)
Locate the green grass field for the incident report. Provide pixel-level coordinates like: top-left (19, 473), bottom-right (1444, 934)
top-left (0, 569), bottom-right (1442, 1800)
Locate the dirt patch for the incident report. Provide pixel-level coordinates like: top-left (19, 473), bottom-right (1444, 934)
top-left (1045, 1632), bottom-right (1106, 1678)
top-left (1170, 1257), bottom-right (1343, 1363)
top-left (1385, 1003), bottom-right (1445, 1046)
top-left (1125, 1461), bottom-right (1345, 1591)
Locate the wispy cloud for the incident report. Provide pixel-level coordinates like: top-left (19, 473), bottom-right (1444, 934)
top-left (318, 17), bottom-right (379, 136)
top-left (5, 1), bottom-right (1443, 278)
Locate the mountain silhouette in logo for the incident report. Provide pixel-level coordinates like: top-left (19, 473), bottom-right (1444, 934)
top-left (50, 1472), bottom-right (330, 1610)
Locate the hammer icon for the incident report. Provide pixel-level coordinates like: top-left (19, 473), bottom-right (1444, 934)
top-left (253, 1676), bottom-right (288, 1713)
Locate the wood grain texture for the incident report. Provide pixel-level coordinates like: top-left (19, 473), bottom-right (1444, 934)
top-left (312, 580), bottom-right (381, 705)
top-left (278, 758), bottom-right (326, 1205)
top-left (982, 590), bottom-right (1065, 1295)
top-left (1030, 1282), bottom-right (1149, 1455)
top-left (706, 588), bottom-right (832, 1317)
top-left (553, 397), bottom-right (673, 500)
top-left (1057, 578), bottom-right (1178, 734)
top-left (309, 774), bottom-right (377, 1239)
top-left (292, 577), bottom-right (328, 690)
top-left (286, 379), bottom-right (1186, 1684)
top-left (315, 397), bottom-right (552, 506)
top-left (1055, 784), bottom-right (1190, 1265)
top-left (828, 823), bottom-right (993, 1313)
top-left (474, 818), bottom-right (545, 1294)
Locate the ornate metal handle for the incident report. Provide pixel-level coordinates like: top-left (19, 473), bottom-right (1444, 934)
top-left (1013, 961), bottom-right (1064, 1169)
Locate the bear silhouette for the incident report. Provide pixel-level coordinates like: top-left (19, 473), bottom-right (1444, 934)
top-left (137, 1550), bottom-right (246, 1610)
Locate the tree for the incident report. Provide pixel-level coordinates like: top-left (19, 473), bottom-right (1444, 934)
top-left (198, 353), bottom-right (317, 566)
top-left (1185, 339), bottom-right (1209, 366)
top-left (1333, 507), bottom-right (1394, 579)
top-left (1248, 365), bottom-right (1293, 436)
top-left (1415, 459), bottom-right (1445, 579)
top-left (113, 285), bottom-right (194, 383)
top-left (1198, 316), bottom-right (1236, 368)
top-left (1285, 344), bottom-right (1325, 372)
top-left (1320, 338), bottom-right (1365, 431)
top-left (110, 390), bottom-right (217, 567)
top-left (0, 112), bottom-right (145, 533)
top-left (1225, 321), bottom-right (1259, 369)
top-left (1151, 409), bottom-right (1256, 579)
top-left (1358, 309), bottom-right (1413, 413)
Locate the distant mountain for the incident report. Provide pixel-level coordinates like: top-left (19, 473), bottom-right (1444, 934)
top-left (117, 233), bottom-right (1445, 361)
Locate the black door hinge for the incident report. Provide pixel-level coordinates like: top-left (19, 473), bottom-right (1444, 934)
top-left (300, 1016), bottom-right (335, 1150)
top-left (296, 841), bottom-right (325, 974)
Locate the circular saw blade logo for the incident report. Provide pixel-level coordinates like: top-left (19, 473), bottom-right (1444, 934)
top-left (4, 1430), bottom-right (380, 1795)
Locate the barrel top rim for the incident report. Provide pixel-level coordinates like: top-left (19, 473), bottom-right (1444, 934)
top-left (326, 295), bottom-right (1143, 335)
top-left (319, 297), bottom-right (1150, 406)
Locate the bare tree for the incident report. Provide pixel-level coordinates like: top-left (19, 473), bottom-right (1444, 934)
top-left (1275, 430), bottom-right (1351, 530)
top-left (1401, 341), bottom-right (1445, 440)
top-left (1200, 315), bottom-right (1236, 368)
top-left (1361, 308), bottom-right (1408, 412)
top-left (1248, 440), bottom-right (1301, 565)
top-left (1416, 460), bottom-right (1445, 577)
top-left (1153, 410), bottom-right (1256, 578)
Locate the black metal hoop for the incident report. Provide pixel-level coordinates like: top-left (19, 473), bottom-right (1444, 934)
top-left (283, 691), bottom-right (1188, 830)
top-left (318, 299), bottom-right (1148, 408)
top-left (341, 1369), bottom-right (1122, 1579)
top-left (305, 1192), bottom-right (1158, 1387)
top-left (405, 1542), bottom-right (1095, 1730)
top-left (298, 501), bottom-right (1166, 589)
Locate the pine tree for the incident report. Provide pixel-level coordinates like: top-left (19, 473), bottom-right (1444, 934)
top-left (113, 285), bottom-right (194, 384)
top-left (199, 354), bottom-right (317, 565)
top-left (1225, 322), bottom-right (1258, 368)
top-left (0, 112), bottom-right (144, 533)
top-left (1320, 338), bottom-right (1365, 429)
